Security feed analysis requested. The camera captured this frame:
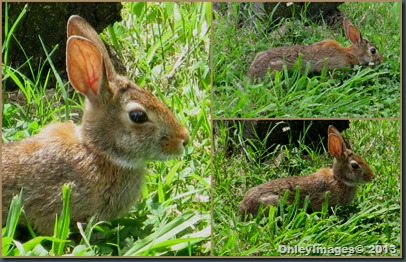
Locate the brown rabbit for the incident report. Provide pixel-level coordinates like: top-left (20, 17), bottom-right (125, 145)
top-left (2, 15), bottom-right (189, 235)
top-left (238, 125), bottom-right (374, 218)
top-left (248, 18), bottom-right (383, 82)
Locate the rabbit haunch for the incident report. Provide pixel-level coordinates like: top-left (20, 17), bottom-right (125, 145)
top-left (2, 15), bottom-right (189, 235)
top-left (238, 125), bottom-right (374, 218)
top-left (248, 18), bottom-right (383, 82)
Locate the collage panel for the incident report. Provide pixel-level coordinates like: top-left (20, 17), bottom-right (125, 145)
top-left (212, 119), bottom-right (401, 256)
top-left (212, 2), bottom-right (400, 118)
top-left (2, 2), bottom-right (211, 256)
top-left (1, 1), bottom-right (402, 258)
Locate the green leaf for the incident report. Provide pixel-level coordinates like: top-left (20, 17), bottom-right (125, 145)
top-left (130, 2), bottom-right (146, 17)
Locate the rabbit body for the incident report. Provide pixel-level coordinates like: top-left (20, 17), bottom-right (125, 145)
top-left (2, 123), bottom-right (146, 234)
top-left (248, 18), bottom-right (383, 82)
top-left (2, 16), bottom-right (189, 235)
top-left (238, 125), bottom-right (374, 217)
top-left (238, 168), bottom-right (357, 217)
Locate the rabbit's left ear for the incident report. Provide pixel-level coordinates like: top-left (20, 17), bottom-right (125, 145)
top-left (343, 18), bottom-right (362, 45)
top-left (328, 133), bottom-right (344, 159)
top-left (66, 36), bottom-right (110, 102)
top-left (67, 15), bottom-right (116, 80)
top-left (327, 125), bottom-right (347, 159)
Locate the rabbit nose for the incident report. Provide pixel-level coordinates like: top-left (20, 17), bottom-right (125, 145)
top-left (183, 139), bottom-right (188, 147)
top-left (364, 172), bottom-right (374, 181)
top-left (182, 131), bottom-right (190, 147)
top-left (376, 53), bottom-right (383, 63)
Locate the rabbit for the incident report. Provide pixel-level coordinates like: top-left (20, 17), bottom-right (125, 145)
top-left (248, 18), bottom-right (383, 82)
top-left (238, 125), bottom-right (374, 218)
top-left (2, 15), bottom-right (190, 235)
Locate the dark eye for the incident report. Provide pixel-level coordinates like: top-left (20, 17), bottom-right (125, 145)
top-left (370, 47), bottom-right (376, 54)
top-left (129, 110), bottom-right (148, 123)
top-left (351, 163), bottom-right (359, 169)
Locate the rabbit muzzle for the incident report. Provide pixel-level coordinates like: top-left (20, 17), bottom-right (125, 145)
top-left (160, 127), bottom-right (189, 158)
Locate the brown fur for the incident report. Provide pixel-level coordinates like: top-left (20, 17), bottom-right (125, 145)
top-left (248, 18), bottom-right (383, 82)
top-left (2, 15), bottom-right (189, 235)
top-left (238, 125), bottom-right (374, 218)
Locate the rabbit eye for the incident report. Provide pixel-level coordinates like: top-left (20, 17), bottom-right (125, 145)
top-left (351, 163), bottom-right (359, 169)
top-left (370, 47), bottom-right (376, 54)
top-left (129, 110), bottom-right (148, 123)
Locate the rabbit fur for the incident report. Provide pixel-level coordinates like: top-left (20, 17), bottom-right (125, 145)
top-left (238, 125), bottom-right (374, 218)
top-left (248, 18), bottom-right (383, 82)
top-left (2, 15), bottom-right (189, 235)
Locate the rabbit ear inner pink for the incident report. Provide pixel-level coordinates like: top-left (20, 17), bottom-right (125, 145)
top-left (66, 36), bottom-right (105, 97)
top-left (67, 15), bottom-right (117, 80)
top-left (345, 24), bottom-right (362, 45)
top-left (328, 133), bottom-right (343, 159)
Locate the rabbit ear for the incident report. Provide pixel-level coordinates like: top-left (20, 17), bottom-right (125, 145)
top-left (327, 125), bottom-right (340, 136)
top-left (328, 133), bottom-right (344, 159)
top-left (343, 18), bottom-right (362, 45)
top-left (327, 125), bottom-right (346, 159)
top-left (67, 15), bottom-right (116, 79)
top-left (66, 36), bottom-right (109, 100)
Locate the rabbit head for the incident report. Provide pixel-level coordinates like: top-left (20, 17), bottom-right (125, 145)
top-left (66, 15), bottom-right (189, 168)
top-left (328, 125), bottom-right (374, 186)
top-left (343, 18), bottom-right (383, 66)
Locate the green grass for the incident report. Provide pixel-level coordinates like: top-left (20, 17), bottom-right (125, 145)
top-left (2, 2), bottom-right (211, 256)
top-left (212, 120), bottom-right (400, 256)
top-left (212, 2), bottom-right (400, 118)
